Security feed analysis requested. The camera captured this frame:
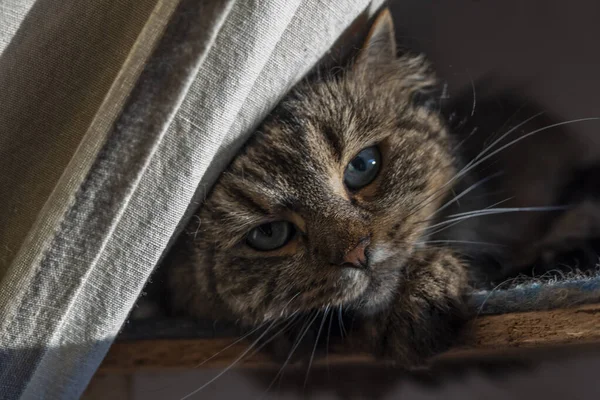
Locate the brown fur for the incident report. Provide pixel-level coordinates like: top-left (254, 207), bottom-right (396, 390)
top-left (167, 9), bottom-right (469, 365)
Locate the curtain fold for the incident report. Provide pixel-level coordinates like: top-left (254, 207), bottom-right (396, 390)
top-left (0, 0), bottom-right (382, 398)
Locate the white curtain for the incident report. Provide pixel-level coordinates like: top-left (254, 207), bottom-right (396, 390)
top-left (0, 0), bottom-right (383, 398)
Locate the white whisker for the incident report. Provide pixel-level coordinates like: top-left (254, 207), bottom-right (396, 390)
top-left (429, 172), bottom-right (503, 219)
top-left (180, 318), bottom-right (278, 400)
top-left (421, 197), bottom-right (514, 238)
top-left (193, 319), bottom-right (269, 368)
top-left (473, 112), bottom-right (544, 162)
top-left (325, 306), bottom-right (335, 379)
top-left (423, 205), bottom-right (566, 233)
top-left (261, 311), bottom-right (321, 398)
top-left (405, 114), bottom-right (546, 219)
top-left (337, 305), bottom-right (347, 339)
top-left (468, 71), bottom-right (476, 117)
top-left (304, 306), bottom-right (330, 388)
top-left (445, 205), bottom-right (568, 219)
top-left (416, 239), bottom-right (504, 247)
top-left (408, 116), bottom-right (597, 225)
top-left (457, 117), bottom-right (600, 182)
top-left (453, 126), bottom-right (478, 152)
top-left (182, 293), bottom-right (302, 397)
top-left (245, 312), bottom-right (301, 360)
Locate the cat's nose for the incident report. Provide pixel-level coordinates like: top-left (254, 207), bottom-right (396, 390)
top-left (341, 237), bottom-right (370, 268)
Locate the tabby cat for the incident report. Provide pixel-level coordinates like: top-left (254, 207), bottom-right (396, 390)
top-left (164, 8), bottom-right (594, 366)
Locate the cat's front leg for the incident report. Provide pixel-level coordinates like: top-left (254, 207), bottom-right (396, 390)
top-left (362, 248), bottom-right (470, 367)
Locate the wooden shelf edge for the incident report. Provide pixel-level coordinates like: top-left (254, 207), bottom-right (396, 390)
top-left (99, 304), bottom-right (600, 372)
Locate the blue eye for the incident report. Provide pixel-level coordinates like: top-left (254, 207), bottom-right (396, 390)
top-left (246, 221), bottom-right (295, 251)
top-left (344, 146), bottom-right (381, 190)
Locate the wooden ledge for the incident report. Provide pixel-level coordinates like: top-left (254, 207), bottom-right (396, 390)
top-left (100, 304), bottom-right (600, 372)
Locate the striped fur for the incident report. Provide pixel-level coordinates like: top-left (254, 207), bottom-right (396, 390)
top-left (167, 9), bottom-right (469, 364)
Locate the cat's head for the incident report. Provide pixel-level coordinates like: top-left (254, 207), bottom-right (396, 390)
top-left (170, 9), bottom-right (457, 324)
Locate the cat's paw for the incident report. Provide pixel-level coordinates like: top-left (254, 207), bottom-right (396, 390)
top-left (376, 292), bottom-right (467, 368)
top-left (366, 248), bottom-right (470, 367)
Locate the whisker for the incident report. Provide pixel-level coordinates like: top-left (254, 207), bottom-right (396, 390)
top-left (276, 292), bottom-right (302, 319)
top-left (325, 306), bottom-right (335, 379)
top-left (245, 312), bottom-right (301, 360)
top-left (468, 70), bottom-right (476, 117)
top-left (456, 117), bottom-right (600, 182)
top-left (406, 116), bottom-right (597, 225)
top-left (181, 294), bottom-right (302, 397)
top-left (418, 196), bottom-right (514, 236)
top-left (180, 318), bottom-right (279, 400)
top-left (338, 305), bottom-right (347, 339)
top-left (262, 310), bottom-right (321, 398)
top-left (428, 172), bottom-right (503, 219)
top-left (478, 102), bottom-right (528, 153)
top-left (452, 126), bottom-right (478, 153)
top-left (413, 242), bottom-right (474, 258)
top-left (421, 197), bottom-right (514, 238)
top-left (451, 188), bottom-right (461, 207)
top-left (472, 112), bottom-right (544, 162)
top-left (304, 306), bottom-right (330, 389)
top-left (445, 205), bottom-right (568, 219)
top-left (192, 320), bottom-right (270, 369)
top-left (416, 239), bottom-right (504, 247)
top-left (403, 113), bottom-right (545, 220)
top-left (423, 205), bottom-right (567, 234)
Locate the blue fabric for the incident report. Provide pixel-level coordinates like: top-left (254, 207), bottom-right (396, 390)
top-left (470, 272), bottom-right (600, 315)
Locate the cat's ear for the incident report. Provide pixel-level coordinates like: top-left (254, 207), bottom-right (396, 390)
top-left (355, 8), bottom-right (397, 69)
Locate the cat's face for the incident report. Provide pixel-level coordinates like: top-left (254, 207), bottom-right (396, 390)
top-left (171, 13), bottom-right (457, 324)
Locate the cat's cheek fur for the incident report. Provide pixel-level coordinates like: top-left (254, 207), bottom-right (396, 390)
top-left (360, 248), bottom-right (469, 366)
top-left (368, 243), bottom-right (395, 264)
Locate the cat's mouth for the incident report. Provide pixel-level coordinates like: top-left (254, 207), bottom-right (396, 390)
top-left (268, 244), bottom-right (408, 318)
top-left (337, 244), bottom-right (407, 313)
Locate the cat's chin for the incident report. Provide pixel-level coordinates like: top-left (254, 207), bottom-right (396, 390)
top-left (349, 252), bottom-right (408, 316)
top-left (353, 282), bottom-right (397, 316)
top-left (335, 267), bottom-right (372, 304)
top-left (345, 272), bottom-right (398, 316)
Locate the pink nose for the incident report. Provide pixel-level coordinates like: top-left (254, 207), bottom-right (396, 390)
top-left (343, 237), bottom-right (370, 268)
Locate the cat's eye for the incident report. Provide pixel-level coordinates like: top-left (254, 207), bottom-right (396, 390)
top-left (344, 146), bottom-right (381, 190)
top-left (246, 221), bottom-right (296, 251)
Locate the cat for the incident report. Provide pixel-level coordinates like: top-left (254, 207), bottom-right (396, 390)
top-left (162, 7), bottom-right (600, 367)
top-left (165, 8), bottom-right (468, 366)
